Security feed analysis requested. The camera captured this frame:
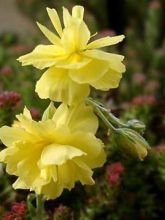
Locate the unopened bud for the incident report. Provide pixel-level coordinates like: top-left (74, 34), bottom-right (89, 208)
top-left (114, 128), bottom-right (150, 161)
top-left (127, 119), bottom-right (146, 133)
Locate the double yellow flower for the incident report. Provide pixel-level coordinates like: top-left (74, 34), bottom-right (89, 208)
top-left (0, 5), bottom-right (125, 199)
top-left (18, 5), bottom-right (125, 105)
top-left (0, 103), bottom-right (105, 199)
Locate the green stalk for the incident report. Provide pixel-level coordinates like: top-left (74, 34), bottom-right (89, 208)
top-left (36, 194), bottom-right (44, 220)
top-left (86, 98), bottom-right (117, 132)
top-left (86, 97), bottom-right (128, 128)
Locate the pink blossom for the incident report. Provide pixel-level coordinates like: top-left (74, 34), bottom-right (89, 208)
top-left (106, 162), bottom-right (125, 186)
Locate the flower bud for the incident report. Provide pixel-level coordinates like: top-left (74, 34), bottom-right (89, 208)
top-left (114, 128), bottom-right (150, 161)
top-left (126, 119), bottom-right (146, 133)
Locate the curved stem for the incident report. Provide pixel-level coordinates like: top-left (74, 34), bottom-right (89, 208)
top-left (86, 98), bottom-right (117, 132)
top-left (87, 98), bottom-right (128, 128)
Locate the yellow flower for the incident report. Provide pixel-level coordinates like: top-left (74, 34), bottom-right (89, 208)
top-left (18, 6), bottom-right (125, 104)
top-left (0, 102), bottom-right (106, 199)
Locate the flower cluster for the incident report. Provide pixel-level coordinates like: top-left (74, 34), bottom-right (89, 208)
top-left (0, 5), bottom-right (125, 200)
top-left (0, 91), bottom-right (21, 108)
top-left (2, 201), bottom-right (27, 220)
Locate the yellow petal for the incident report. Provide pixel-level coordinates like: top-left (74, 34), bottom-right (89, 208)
top-left (86, 35), bottom-right (125, 49)
top-left (58, 161), bottom-right (77, 189)
top-left (16, 152), bottom-right (45, 188)
top-left (63, 7), bottom-right (72, 27)
top-left (69, 59), bottom-right (109, 84)
top-left (91, 68), bottom-right (123, 90)
top-left (73, 159), bottom-right (94, 185)
top-left (61, 21), bottom-right (90, 51)
top-left (52, 103), bottom-right (69, 128)
top-left (46, 8), bottom-right (63, 36)
top-left (40, 165), bottom-right (57, 182)
top-left (13, 178), bottom-right (28, 189)
top-left (18, 45), bottom-right (67, 69)
top-left (55, 53), bottom-right (91, 69)
top-left (72, 6), bottom-right (84, 20)
top-left (0, 148), bottom-right (15, 162)
top-left (52, 103), bottom-right (98, 133)
top-left (23, 107), bottom-right (32, 119)
top-left (41, 180), bottom-right (63, 199)
top-left (37, 22), bottom-right (61, 45)
top-left (35, 67), bottom-right (90, 105)
top-left (0, 126), bottom-right (30, 147)
top-left (68, 132), bottom-right (106, 168)
top-left (83, 49), bottom-right (125, 72)
top-left (41, 144), bottom-right (86, 165)
top-left (65, 103), bottom-right (98, 134)
top-left (42, 102), bottom-right (56, 121)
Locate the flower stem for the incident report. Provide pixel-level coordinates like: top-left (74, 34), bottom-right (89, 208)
top-left (86, 98), bottom-right (117, 132)
top-left (86, 98), bottom-right (128, 129)
top-left (36, 194), bottom-right (44, 220)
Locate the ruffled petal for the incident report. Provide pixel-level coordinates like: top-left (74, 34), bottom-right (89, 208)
top-left (68, 132), bottom-right (106, 168)
top-left (57, 161), bottom-right (77, 189)
top-left (37, 22), bottom-right (61, 45)
top-left (73, 159), bottom-right (94, 185)
top-left (35, 67), bottom-right (90, 105)
top-left (46, 8), bottom-right (63, 36)
top-left (0, 126), bottom-right (31, 147)
top-left (91, 68), bottom-right (123, 90)
top-left (83, 49), bottom-right (125, 72)
top-left (41, 144), bottom-right (86, 165)
top-left (86, 35), bottom-right (125, 49)
top-left (18, 45), bottom-right (67, 69)
top-left (41, 180), bottom-right (63, 200)
top-left (69, 59), bottom-right (109, 84)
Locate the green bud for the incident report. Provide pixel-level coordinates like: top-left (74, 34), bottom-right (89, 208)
top-left (126, 119), bottom-right (146, 133)
top-left (114, 128), bottom-right (150, 161)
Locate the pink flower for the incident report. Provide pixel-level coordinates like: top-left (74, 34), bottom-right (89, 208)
top-left (0, 91), bottom-right (21, 107)
top-left (106, 162), bottom-right (125, 186)
top-left (11, 202), bottom-right (27, 217)
top-left (3, 202), bottom-right (27, 220)
top-left (30, 107), bottom-right (41, 120)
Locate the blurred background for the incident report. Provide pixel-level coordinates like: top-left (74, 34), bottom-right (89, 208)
top-left (0, 0), bottom-right (165, 219)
